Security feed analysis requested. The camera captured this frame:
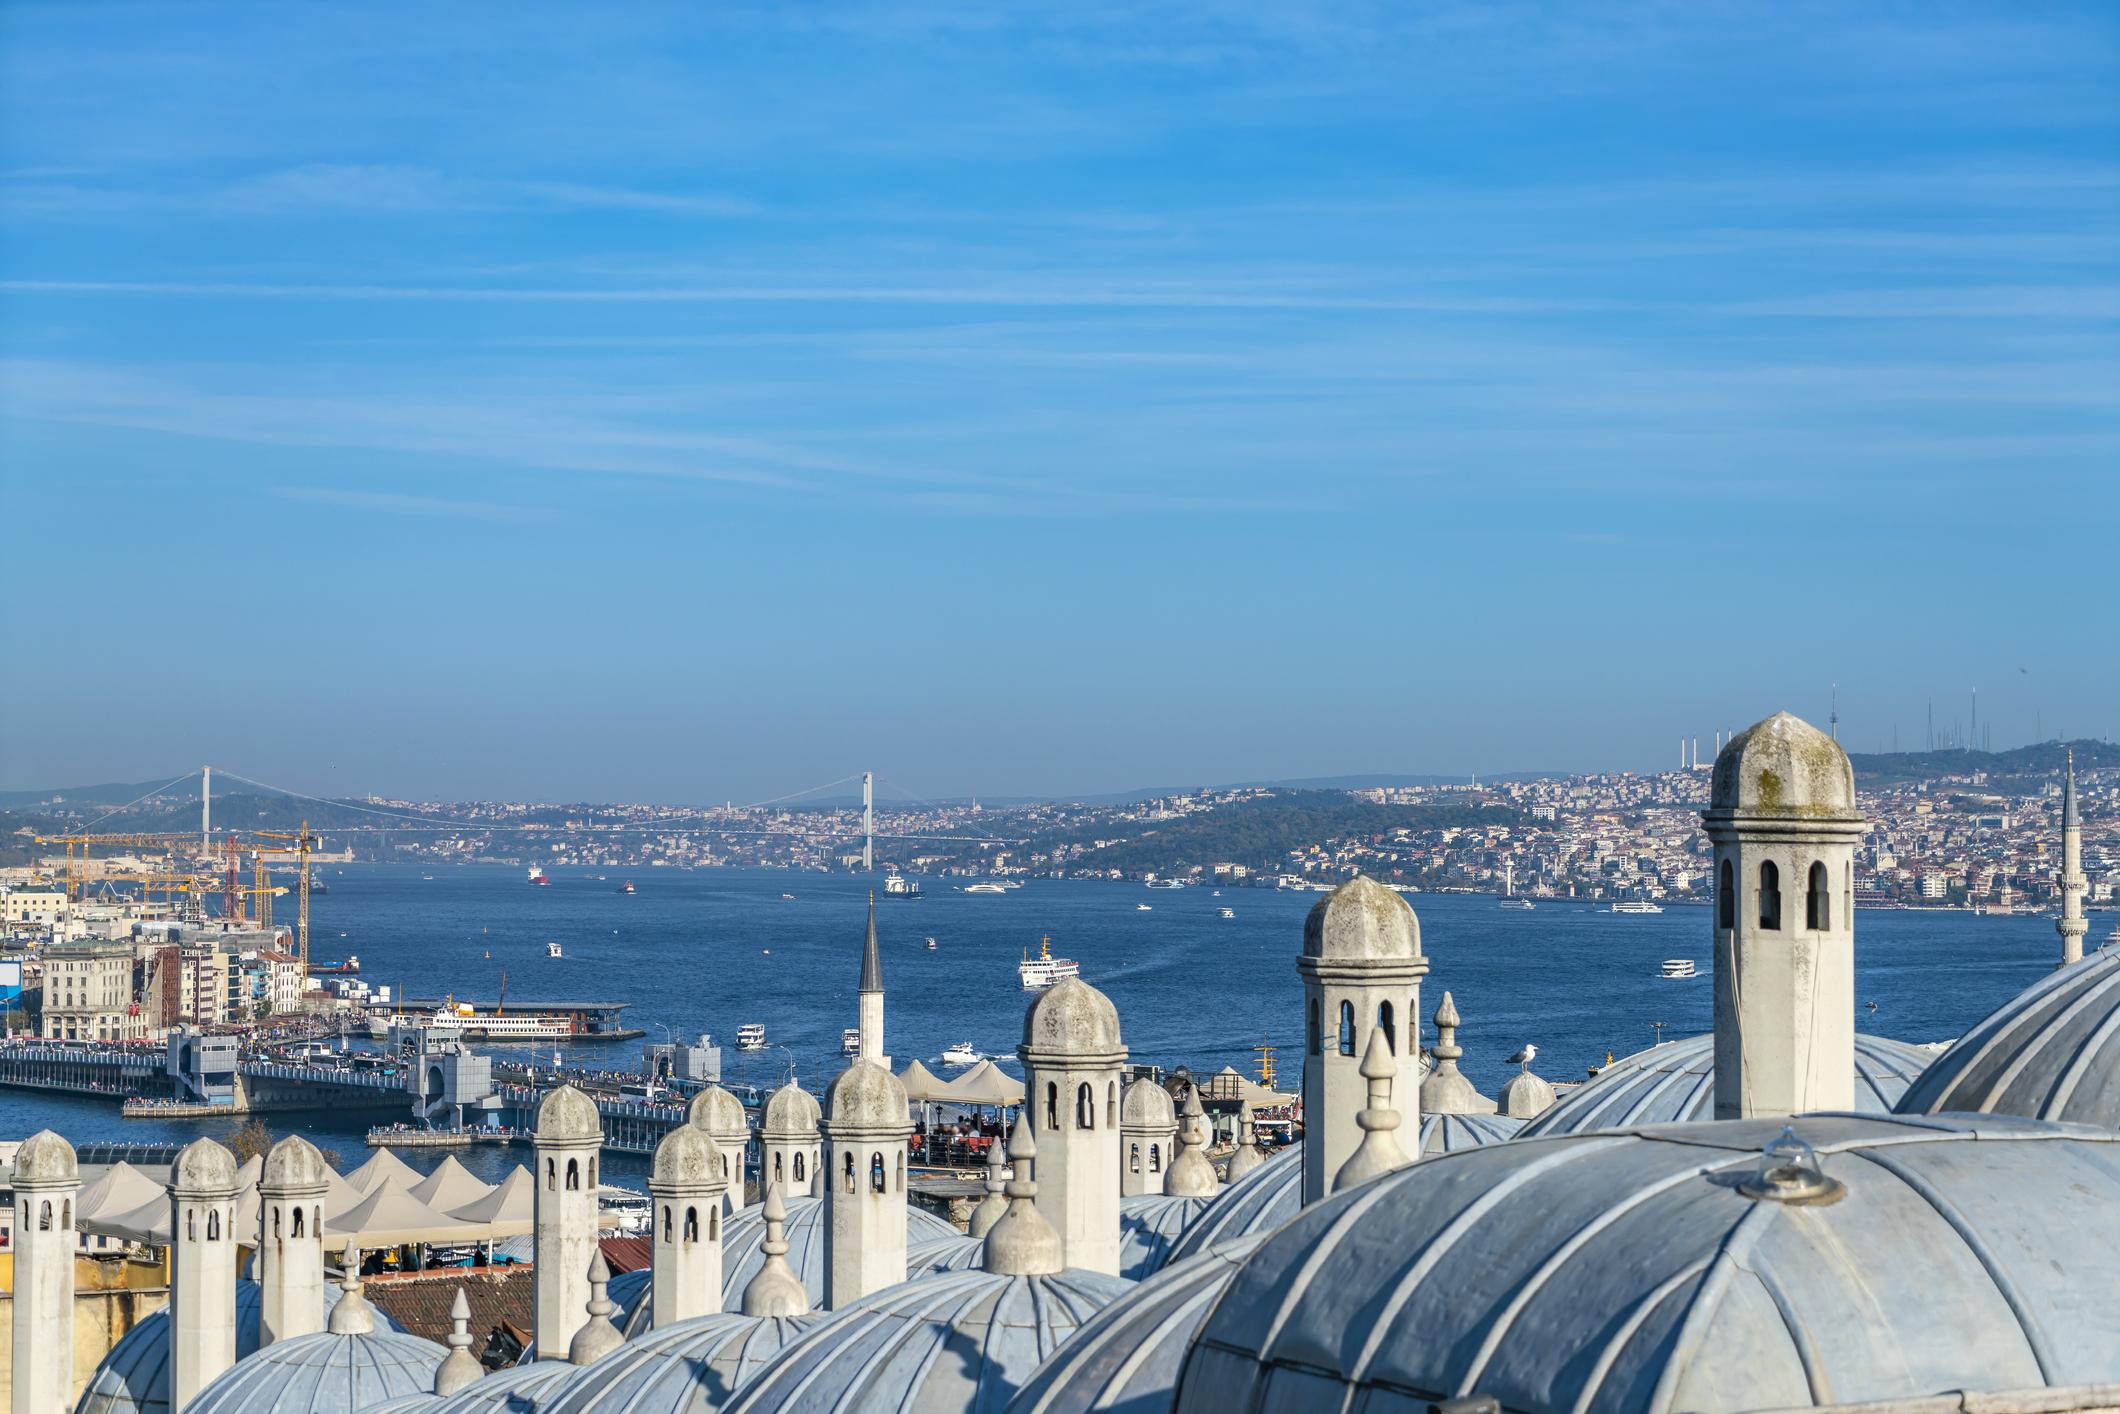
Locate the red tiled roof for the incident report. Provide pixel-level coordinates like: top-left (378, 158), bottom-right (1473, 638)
top-left (600, 1235), bottom-right (652, 1275)
top-left (366, 1265), bottom-right (534, 1368)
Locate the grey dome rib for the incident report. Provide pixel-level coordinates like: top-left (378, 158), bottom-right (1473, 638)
top-left (1173, 1113), bottom-right (2120, 1414)
top-left (1896, 944), bottom-right (2120, 1129)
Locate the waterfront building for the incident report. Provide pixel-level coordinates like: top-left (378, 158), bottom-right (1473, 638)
top-left (39, 940), bottom-right (146, 1042)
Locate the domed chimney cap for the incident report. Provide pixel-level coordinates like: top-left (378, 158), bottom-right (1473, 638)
top-left (1303, 875), bottom-right (1422, 961)
top-left (687, 1084), bottom-right (748, 1138)
top-left (12, 1129), bottom-right (77, 1186)
top-left (825, 1059), bottom-right (910, 1128)
top-left (172, 1137), bottom-right (239, 1193)
top-left (1710, 711), bottom-right (1857, 819)
top-left (1021, 975), bottom-right (1125, 1056)
top-left (536, 1084), bottom-right (602, 1143)
top-left (762, 1081), bottom-right (822, 1136)
top-left (651, 1122), bottom-right (722, 1188)
top-left (261, 1134), bottom-right (329, 1192)
top-left (1120, 1076), bottom-right (1176, 1129)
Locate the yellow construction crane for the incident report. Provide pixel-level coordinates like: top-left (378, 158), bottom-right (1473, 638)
top-left (32, 832), bottom-right (194, 901)
top-left (1255, 1039), bottom-right (1277, 1091)
top-left (250, 822), bottom-right (322, 975)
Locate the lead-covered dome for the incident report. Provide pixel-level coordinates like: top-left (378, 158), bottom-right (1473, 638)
top-left (1118, 1192), bottom-right (1213, 1280)
top-left (1896, 944), bottom-right (2120, 1130)
top-left (727, 1267), bottom-right (1132, 1414)
top-left (185, 1327), bottom-right (447, 1414)
top-left (1159, 1144), bottom-right (1301, 1268)
top-left (1175, 1113), bottom-right (2120, 1413)
top-left (1520, 1032), bottom-right (1935, 1138)
top-left (1709, 710), bottom-right (1856, 818)
top-left (1022, 977), bottom-right (1124, 1056)
top-left (720, 1193), bottom-right (957, 1308)
top-left (538, 1311), bottom-right (825, 1414)
top-left (1008, 1236), bottom-right (1269, 1414)
top-left (1301, 876), bottom-right (1419, 961)
top-left (420, 1357), bottom-right (576, 1412)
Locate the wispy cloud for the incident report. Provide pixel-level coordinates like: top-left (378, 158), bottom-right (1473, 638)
top-left (3, 165), bottom-right (759, 219)
top-left (269, 486), bottom-right (557, 523)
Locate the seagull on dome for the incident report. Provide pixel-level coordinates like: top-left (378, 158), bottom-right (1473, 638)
top-left (1506, 1044), bottom-right (1539, 1070)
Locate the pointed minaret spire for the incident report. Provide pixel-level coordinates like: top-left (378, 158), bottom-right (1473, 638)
top-left (858, 892), bottom-right (887, 1066)
top-left (2059, 748), bottom-right (2088, 968)
top-left (983, 1116), bottom-right (1063, 1276)
top-left (1332, 1027), bottom-right (1413, 1193)
top-left (741, 1183), bottom-right (810, 1317)
top-left (433, 1287), bottom-right (484, 1395)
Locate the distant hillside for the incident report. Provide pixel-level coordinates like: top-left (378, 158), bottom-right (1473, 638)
top-left (0, 777), bottom-right (198, 809)
top-left (1849, 738), bottom-right (2116, 786)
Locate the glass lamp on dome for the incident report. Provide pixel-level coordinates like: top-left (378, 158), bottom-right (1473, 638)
top-left (1737, 1126), bottom-right (1845, 1205)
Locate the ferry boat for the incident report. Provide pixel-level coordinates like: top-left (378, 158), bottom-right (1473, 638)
top-left (367, 1006), bottom-right (575, 1043)
top-left (941, 1042), bottom-right (980, 1067)
top-left (963, 882), bottom-right (1008, 895)
top-left (842, 1028), bottom-right (861, 1056)
top-left (1145, 879), bottom-right (1185, 890)
top-left (1610, 901), bottom-right (1664, 915)
top-left (527, 866), bottom-right (549, 886)
top-left (618, 881), bottom-right (636, 895)
top-left (736, 1024), bottom-right (767, 1051)
top-left (882, 872), bottom-right (923, 899)
top-left (1660, 959), bottom-right (1700, 979)
top-left (1498, 898), bottom-right (1535, 910)
top-left (1019, 935), bottom-right (1080, 991)
top-left (598, 1187), bottom-right (653, 1237)
top-left (547, 941), bottom-right (563, 959)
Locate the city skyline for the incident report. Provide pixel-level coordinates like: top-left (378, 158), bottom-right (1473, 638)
top-left (4, 3), bottom-right (2116, 802)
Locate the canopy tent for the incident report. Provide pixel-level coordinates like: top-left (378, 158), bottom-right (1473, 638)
top-left (407, 1155), bottom-right (493, 1211)
top-left (895, 1059), bottom-right (953, 1104)
top-left (75, 1162), bottom-right (166, 1226)
top-left (84, 1191), bottom-right (176, 1247)
top-left (321, 1165), bottom-right (369, 1222)
top-left (323, 1182), bottom-right (475, 1250)
top-left (343, 1148), bottom-right (422, 1195)
top-left (233, 1154), bottom-right (263, 1189)
top-left (446, 1165), bottom-right (535, 1238)
top-left (940, 1059), bottom-right (1025, 1106)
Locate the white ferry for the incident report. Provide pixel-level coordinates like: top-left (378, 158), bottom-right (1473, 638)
top-left (1019, 935), bottom-right (1081, 991)
top-left (1499, 898), bottom-right (1535, 910)
top-left (736, 1024), bottom-right (767, 1051)
top-left (842, 1028), bottom-right (861, 1055)
top-left (883, 872), bottom-right (923, 898)
top-left (1610, 901), bottom-right (1664, 915)
top-left (1661, 959), bottom-right (1700, 979)
top-left (941, 1042), bottom-right (980, 1067)
top-left (963, 882), bottom-right (1008, 895)
top-left (366, 1006), bottom-right (574, 1043)
top-left (1145, 879), bottom-right (1185, 890)
top-left (598, 1187), bottom-right (653, 1236)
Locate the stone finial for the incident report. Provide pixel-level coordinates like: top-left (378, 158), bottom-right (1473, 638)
top-left (1163, 1088), bottom-right (1219, 1198)
top-left (740, 1183), bottom-right (810, 1317)
top-left (1225, 1108), bottom-right (1264, 1182)
top-left (567, 1250), bottom-right (624, 1366)
top-left (965, 1133), bottom-right (1011, 1239)
top-left (983, 1118), bottom-right (1064, 1276)
top-left (1420, 991), bottom-right (1498, 1116)
top-left (327, 1248), bottom-right (375, 1334)
top-left (433, 1287), bottom-right (484, 1395)
top-left (1332, 1028), bottom-right (1413, 1193)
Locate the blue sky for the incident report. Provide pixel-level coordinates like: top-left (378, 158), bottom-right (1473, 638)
top-left (2, 3), bottom-right (2115, 803)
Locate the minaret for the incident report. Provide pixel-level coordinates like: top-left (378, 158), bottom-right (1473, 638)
top-left (1706, 711), bottom-right (1862, 1119)
top-left (1162, 1087), bottom-right (1219, 1199)
top-left (1298, 875), bottom-right (1428, 1204)
top-left (1118, 1077), bottom-right (1177, 1197)
top-left (434, 1288), bottom-right (484, 1396)
top-left (1018, 976), bottom-right (1127, 1275)
top-left (687, 1085), bottom-right (750, 1214)
top-left (982, 1116), bottom-right (1063, 1277)
top-left (740, 1183), bottom-right (810, 1317)
top-left (2059, 749), bottom-right (2088, 967)
top-left (820, 1059), bottom-right (913, 1308)
top-left (1333, 1027), bottom-right (1414, 1193)
top-left (11, 1131), bottom-right (79, 1414)
top-left (649, 1122), bottom-right (728, 1327)
top-left (759, 1080), bottom-right (823, 1201)
top-left (169, 1137), bottom-right (242, 1412)
top-left (257, 1135), bottom-right (329, 1346)
top-left (533, 1084), bottom-right (604, 1360)
top-left (858, 891), bottom-right (888, 1068)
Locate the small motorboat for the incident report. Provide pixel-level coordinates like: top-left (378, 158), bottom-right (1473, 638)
top-left (618, 881), bottom-right (636, 895)
top-left (546, 941), bottom-right (563, 959)
top-left (941, 1042), bottom-right (981, 1067)
top-left (1136, 904), bottom-right (1152, 912)
top-left (1219, 907), bottom-right (1235, 919)
top-left (925, 936), bottom-right (937, 951)
top-left (781, 893), bottom-right (796, 901)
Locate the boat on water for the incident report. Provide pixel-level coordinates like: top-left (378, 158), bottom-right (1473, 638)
top-left (618, 881), bottom-right (636, 895)
top-left (1610, 901), bottom-right (1664, 915)
top-left (527, 866), bottom-right (549, 886)
top-left (1020, 935), bottom-right (1081, 991)
top-left (1135, 903), bottom-right (1152, 912)
top-left (963, 882), bottom-right (1008, 895)
top-left (941, 1042), bottom-right (980, 1067)
top-left (598, 1187), bottom-right (652, 1237)
top-left (1145, 879), bottom-right (1185, 890)
top-left (841, 1028), bottom-right (861, 1056)
top-left (367, 1005), bottom-right (575, 1043)
top-left (1498, 898), bottom-right (1535, 910)
top-left (736, 1024), bottom-right (767, 1051)
top-left (1219, 907), bottom-right (1235, 919)
top-left (546, 941), bottom-right (563, 959)
top-left (883, 872), bottom-right (923, 899)
top-left (421, 874), bottom-right (434, 882)
top-left (1661, 958), bottom-right (1700, 979)
top-left (781, 893), bottom-right (795, 901)
top-left (309, 955), bottom-right (360, 975)
top-left (924, 936), bottom-right (937, 951)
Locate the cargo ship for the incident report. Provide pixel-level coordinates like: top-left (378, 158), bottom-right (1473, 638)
top-left (528, 866), bottom-right (550, 886)
top-left (308, 955), bottom-right (361, 975)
